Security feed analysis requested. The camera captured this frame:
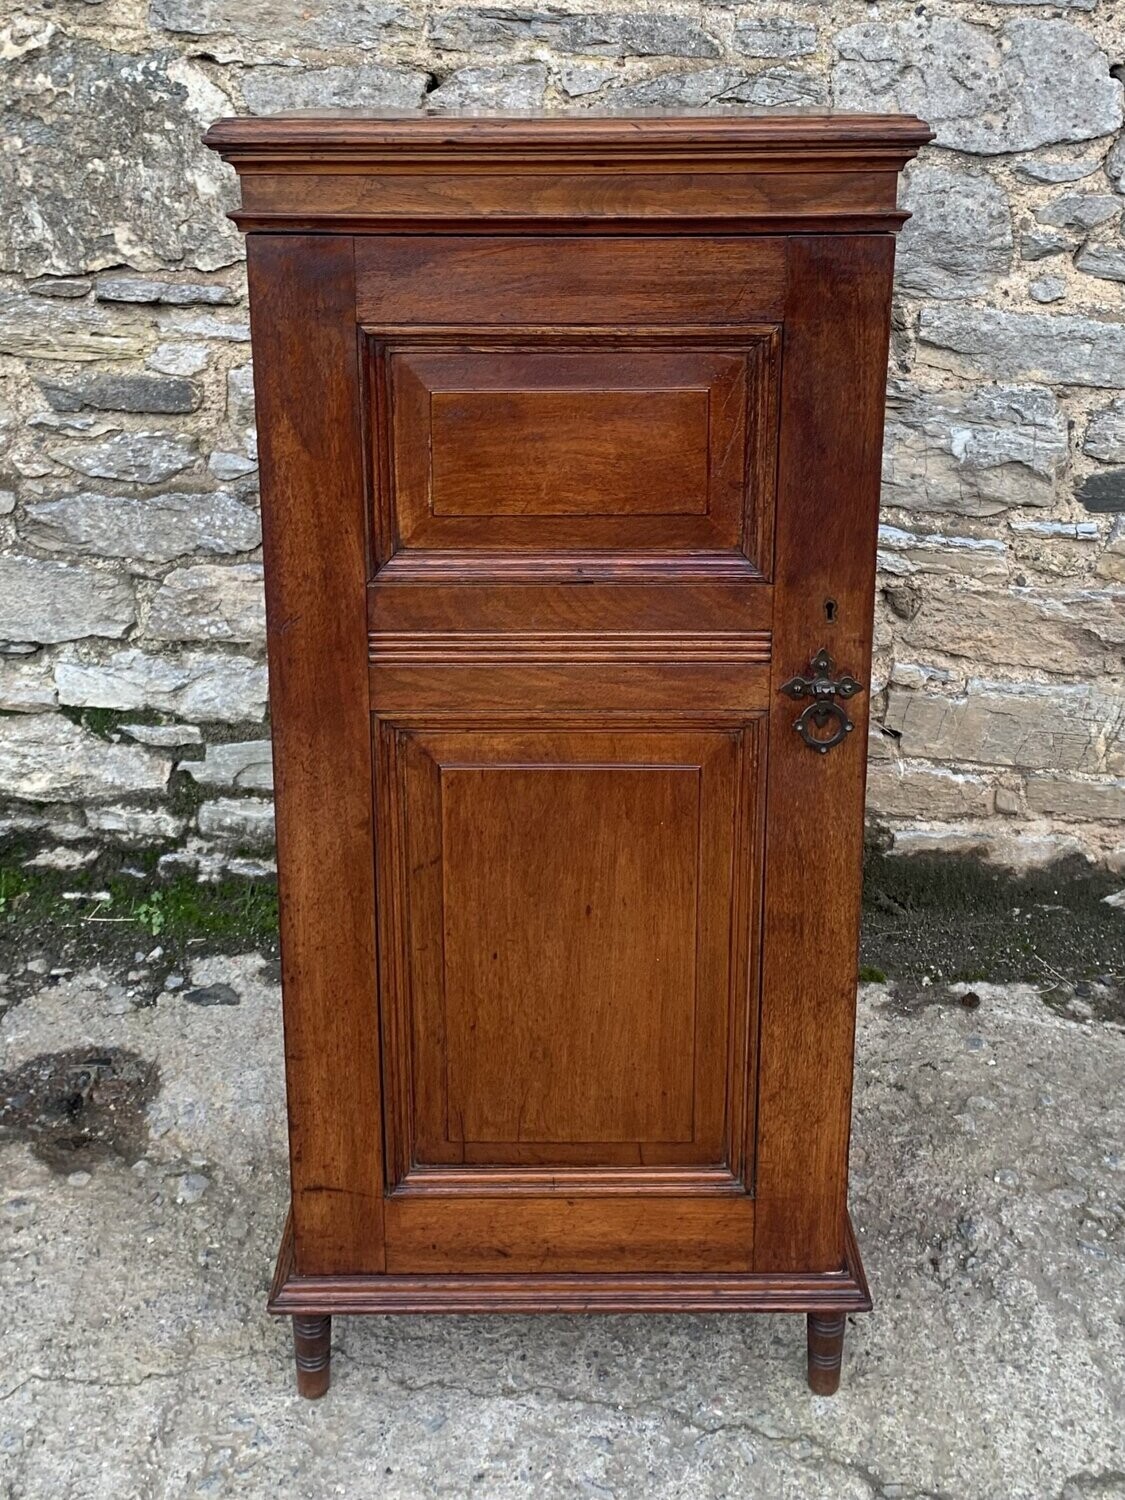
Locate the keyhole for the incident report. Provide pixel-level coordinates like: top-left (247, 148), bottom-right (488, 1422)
top-left (824, 598), bottom-right (838, 623)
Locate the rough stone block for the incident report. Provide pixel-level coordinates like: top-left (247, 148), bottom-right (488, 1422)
top-left (94, 276), bottom-right (239, 307)
top-left (196, 796), bottom-right (276, 847)
top-left (1078, 472), bottom-right (1125, 513)
top-left (877, 526), bottom-right (1009, 579)
top-left (882, 384), bottom-right (1066, 514)
top-left (183, 739), bottom-right (273, 791)
top-left (1084, 399), bottom-right (1125, 463)
top-left (555, 15), bottom-right (720, 58)
top-left (1019, 228), bottom-right (1079, 261)
top-left (733, 19), bottom-right (816, 57)
top-left (427, 63), bottom-right (548, 109)
top-left (0, 38), bottom-right (240, 276)
top-left (0, 557), bottom-right (135, 645)
top-left (1075, 246), bottom-right (1125, 285)
top-left (151, 0), bottom-right (411, 48)
top-left (883, 679), bottom-right (1125, 773)
top-left (21, 490), bottom-right (261, 564)
top-left (84, 803), bottom-right (187, 841)
top-left (833, 18), bottom-right (1122, 155)
top-left (1025, 773), bottom-right (1125, 821)
top-left (144, 564), bottom-right (266, 646)
top-left (1096, 517), bottom-right (1125, 580)
top-left (147, 344), bottom-right (211, 377)
top-left (226, 366), bottom-right (256, 430)
top-left (1034, 194), bottom-right (1121, 229)
top-left (1013, 154), bottom-right (1104, 183)
top-left (0, 292), bottom-right (145, 362)
top-left (895, 163), bottom-right (1012, 300)
top-left (0, 714), bottom-right (170, 802)
top-left (38, 375), bottom-right (201, 416)
top-left (0, 657), bottom-right (58, 713)
top-left (54, 649), bottom-right (268, 723)
top-left (241, 63), bottom-right (430, 114)
top-left (28, 277), bottom-right (94, 299)
top-left (866, 762), bottom-right (994, 820)
top-left (918, 308), bottom-right (1125, 389)
top-left (48, 432), bottom-right (200, 486)
top-left (899, 585), bottom-right (1125, 676)
top-left (1028, 277), bottom-right (1067, 305)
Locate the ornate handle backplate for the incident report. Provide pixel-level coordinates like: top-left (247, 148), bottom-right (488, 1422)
top-left (780, 647), bottom-right (864, 755)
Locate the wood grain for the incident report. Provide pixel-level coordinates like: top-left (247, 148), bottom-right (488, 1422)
top-left (210, 111), bottom-right (925, 1394)
top-left (204, 112), bottom-right (933, 234)
top-left (753, 235), bottom-right (897, 1274)
top-left (268, 1209), bottom-right (872, 1314)
top-left (246, 235), bottom-right (385, 1276)
top-left (355, 239), bottom-right (787, 325)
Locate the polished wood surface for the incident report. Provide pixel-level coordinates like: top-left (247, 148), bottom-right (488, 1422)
top-left (209, 110), bottom-right (928, 1397)
top-left (204, 110), bottom-right (932, 234)
top-left (246, 236), bottom-right (384, 1277)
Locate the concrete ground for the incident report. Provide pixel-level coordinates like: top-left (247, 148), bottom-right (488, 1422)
top-left (1, 949), bottom-right (1122, 1500)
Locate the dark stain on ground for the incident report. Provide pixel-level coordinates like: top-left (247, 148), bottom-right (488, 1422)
top-left (0, 1047), bottom-right (159, 1170)
top-left (860, 850), bottom-right (1125, 1023)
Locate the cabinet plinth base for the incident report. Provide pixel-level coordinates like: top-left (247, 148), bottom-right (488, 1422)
top-left (269, 1210), bottom-right (870, 1396)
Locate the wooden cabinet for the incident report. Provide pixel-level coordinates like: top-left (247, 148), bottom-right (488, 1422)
top-left (205, 110), bottom-right (930, 1398)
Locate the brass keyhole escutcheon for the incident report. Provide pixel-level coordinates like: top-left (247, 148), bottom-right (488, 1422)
top-left (780, 647), bottom-right (864, 755)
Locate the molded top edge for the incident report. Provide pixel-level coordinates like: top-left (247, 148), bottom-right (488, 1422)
top-left (204, 109), bottom-right (934, 162)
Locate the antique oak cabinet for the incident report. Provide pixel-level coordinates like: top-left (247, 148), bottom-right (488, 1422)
top-left (204, 110), bottom-right (930, 1398)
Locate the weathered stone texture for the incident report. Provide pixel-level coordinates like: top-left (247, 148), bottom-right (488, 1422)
top-left (241, 63), bottom-right (431, 114)
top-left (20, 491), bottom-right (261, 564)
top-left (48, 432), bottom-right (200, 485)
top-left (1085, 399), bottom-right (1125, 463)
top-left (0, 657), bottom-right (58, 714)
top-left (0, 293), bottom-right (145, 363)
top-left (54, 649), bottom-right (268, 723)
top-left (95, 276), bottom-right (240, 307)
top-left (0, 714), bottom-right (170, 802)
top-left (733, 19), bottom-right (817, 59)
top-left (39, 375), bottom-right (201, 416)
top-left (0, 557), bottom-right (135, 644)
top-left (866, 762), bottom-right (995, 820)
top-left (895, 164), bottom-right (1013, 300)
top-left (1075, 246), bottom-right (1125, 285)
top-left (0, 38), bottom-right (240, 276)
top-left (1025, 773), bottom-right (1125, 821)
top-left (183, 739), bottom-right (273, 791)
top-left (144, 563), bottom-right (266, 645)
top-left (832, 18), bottom-right (1122, 155)
top-left (150, 0), bottom-right (411, 49)
top-left (877, 527), bottom-right (1009, 580)
top-left (882, 385), bottom-right (1067, 515)
top-left (883, 680), bottom-right (1125, 773)
top-left (427, 63), bottom-right (548, 109)
top-left (918, 309), bottom-right (1125, 389)
top-left (0, 2), bottom-right (1123, 865)
top-left (897, 586), bottom-right (1125, 676)
top-left (196, 796), bottom-right (276, 845)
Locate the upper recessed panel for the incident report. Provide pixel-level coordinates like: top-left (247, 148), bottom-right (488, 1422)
top-left (369, 330), bottom-right (779, 580)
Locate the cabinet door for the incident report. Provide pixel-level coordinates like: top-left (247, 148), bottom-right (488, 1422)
top-left (249, 233), bottom-right (895, 1280)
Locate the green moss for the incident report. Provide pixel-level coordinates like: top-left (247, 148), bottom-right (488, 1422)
top-left (858, 964), bottom-right (886, 984)
top-left (58, 706), bottom-right (131, 740)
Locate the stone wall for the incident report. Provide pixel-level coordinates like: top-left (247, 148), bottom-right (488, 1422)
top-left (1, 0), bottom-right (1123, 875)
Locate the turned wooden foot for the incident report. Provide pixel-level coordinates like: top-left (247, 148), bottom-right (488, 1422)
top-left (807, 1312), bottom-right (846, 1395)
top-left (292, 1314), bottom-right (332, 1399)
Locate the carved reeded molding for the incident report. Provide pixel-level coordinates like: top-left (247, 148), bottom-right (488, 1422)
top-left (369, 630), bottom-right (773, 666)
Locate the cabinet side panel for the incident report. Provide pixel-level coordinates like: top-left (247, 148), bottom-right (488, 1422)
top-left (754, 236), bottom-right (895, 1273)
top-left (246, 235), bottom-right (384, 1275)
